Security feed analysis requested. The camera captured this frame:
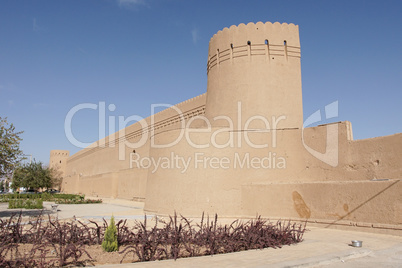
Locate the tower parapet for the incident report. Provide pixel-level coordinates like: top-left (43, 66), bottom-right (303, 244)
top-left (204, 21), bottom-right (303, 129)
top-left (207, 22), bottom-right (300, 73)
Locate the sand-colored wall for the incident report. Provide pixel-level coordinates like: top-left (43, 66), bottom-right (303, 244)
top-left (300, 122), bottom-right (402, 181)
top-left (62, 93), bottom-right (207, 200)
top-left (241, 179), bottom-right (401, 233)
top-left (144, 122), bottom-right (401, 218)
top-left (55, 21), bottom-right (401, 233)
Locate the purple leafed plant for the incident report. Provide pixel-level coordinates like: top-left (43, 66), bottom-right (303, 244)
top-left (0, 211), bottom-right (306, 266)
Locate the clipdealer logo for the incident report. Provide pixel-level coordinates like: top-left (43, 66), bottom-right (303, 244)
top-left (302, 101), bottom-right (339, 167)
top-left (64, 102), bottom-right (286, 158)
top-left (64, 100), bottom-right (339, 169)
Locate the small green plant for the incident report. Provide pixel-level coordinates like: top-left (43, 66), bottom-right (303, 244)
top-left (102, 215), bottom-right (118, 252)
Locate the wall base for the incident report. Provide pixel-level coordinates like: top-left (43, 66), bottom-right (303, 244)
top-left (241, 179), bottom-right (402, 234)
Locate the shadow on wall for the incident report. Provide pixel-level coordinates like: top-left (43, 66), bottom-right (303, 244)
top-left (324, 180), bottom-right (400, 228)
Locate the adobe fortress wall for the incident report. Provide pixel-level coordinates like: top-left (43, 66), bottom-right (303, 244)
top-left (61, 93), bottom-right (206, 200)
top-left (56, 22), bottom-right (401, 234)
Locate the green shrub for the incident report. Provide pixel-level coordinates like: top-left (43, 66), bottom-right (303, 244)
top-left (102, 216), bottom-right (118, 252)
top-left (7, 193), bottom-right (20, 199)
top-left (0, 195), bottom-right (7, 203)
top-left (8, 199), bottom-right (23, 208)
top-left (3, 193), bottom-right (93, 206)
top-left (8, 198), bottom-right (43, 209)
top-left (55, 199), bottom-right (102, 204)
top-left (41, 192), bottom-right (52, 201)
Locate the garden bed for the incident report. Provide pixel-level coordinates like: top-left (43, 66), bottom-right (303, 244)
top-left (0, 212), bottom-right (306, 267)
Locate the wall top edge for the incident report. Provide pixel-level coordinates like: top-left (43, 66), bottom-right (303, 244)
top-left (209, 21), bottom-right (299, 43)
top-left (66, 92), bottom-right (207, 162)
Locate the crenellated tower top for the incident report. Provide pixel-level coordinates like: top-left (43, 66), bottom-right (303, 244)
top-left (209, 21), bottom-right (299, 51)
top-left (207, 22), bottom-right (300, 74)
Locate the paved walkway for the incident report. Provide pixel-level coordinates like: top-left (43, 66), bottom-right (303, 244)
top-left (1, 198), bottom-right (401, 267)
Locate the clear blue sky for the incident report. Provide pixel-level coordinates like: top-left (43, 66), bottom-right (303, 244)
top-left (1, 0), bottom-right (401, 164)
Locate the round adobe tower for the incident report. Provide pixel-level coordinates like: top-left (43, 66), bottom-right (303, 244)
top-left (205, 21), bottom-right (303, 129)
top-left (144, 22), bottom-right (306, 217)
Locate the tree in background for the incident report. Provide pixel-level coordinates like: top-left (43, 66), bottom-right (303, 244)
top-left (2, 179), bottom-right (9, 192)
top-left (49, 166), bottom-right (63, 190)
top-left (0, 117), bottom-right (24, 178)
top-left (12, 161), bottom-right (52, 191)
